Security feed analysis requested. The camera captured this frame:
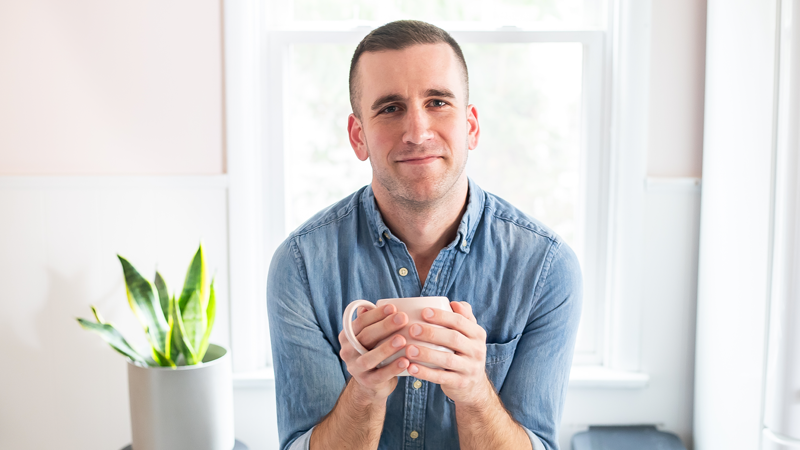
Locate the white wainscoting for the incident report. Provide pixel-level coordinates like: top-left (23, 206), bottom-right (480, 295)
top-left (0, 176), bottom-right (231, 450)
top-left (562, 177), bottom-right (701, 449)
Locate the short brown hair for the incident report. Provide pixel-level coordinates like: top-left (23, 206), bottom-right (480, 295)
top-left (348, 20), bottom-right (469, 118)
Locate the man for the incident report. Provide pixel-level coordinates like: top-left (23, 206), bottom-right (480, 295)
top-left (268, 20), bottom-right (582, 450)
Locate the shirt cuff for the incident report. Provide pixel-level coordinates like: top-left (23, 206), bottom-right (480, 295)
top-left (287, 426), bottom-right (315, 450)
top-left (521, 425), bottom-right (547, 450)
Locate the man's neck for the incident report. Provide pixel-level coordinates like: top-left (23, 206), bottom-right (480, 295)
top-left (372, 178), bottom-right (469, 285)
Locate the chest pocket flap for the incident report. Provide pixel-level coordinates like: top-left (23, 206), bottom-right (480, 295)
top-left (485, 333), bottom-right (522, 392)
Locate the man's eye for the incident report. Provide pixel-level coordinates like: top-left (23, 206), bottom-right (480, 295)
top-left (430, 100), bottom-right (447, 107)
top-left (381, 105), bottom-right (399, 114)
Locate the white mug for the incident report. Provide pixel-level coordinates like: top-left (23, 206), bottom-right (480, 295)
top-left (342, 296), bottom-right (454, 377)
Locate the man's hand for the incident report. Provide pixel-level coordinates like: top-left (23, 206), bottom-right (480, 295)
top-left (404, 301), bottom-right (495, 406)
top-left (403, 301), bottom-right (533, 450)
top-left (311, 305), bottom-right (413, 450)
top-left (337, 304), bottom-right (411, 404)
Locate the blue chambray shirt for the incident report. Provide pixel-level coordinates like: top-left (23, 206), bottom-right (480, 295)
top-left (267, 178), bottom-right (582, 450)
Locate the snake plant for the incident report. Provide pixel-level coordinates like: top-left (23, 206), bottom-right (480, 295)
top-left (77, 244), bottom-right (216, 367)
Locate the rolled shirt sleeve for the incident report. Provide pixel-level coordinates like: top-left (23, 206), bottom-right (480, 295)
top-left (498, 241), bottom-right (583, 450)
top-left (522, 425), bottom-right (549, 450)
top-left (286, 427), bottom-right (314, 450)
top-left (267, 239), bottom-right (346, 450)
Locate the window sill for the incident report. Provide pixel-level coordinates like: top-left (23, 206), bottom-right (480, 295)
top-left (232, 368), bottom-right (275, 389)
top-left (232, 366), bottom-right (649, 390)
top-left (569, 366), bottom-right (649, 389)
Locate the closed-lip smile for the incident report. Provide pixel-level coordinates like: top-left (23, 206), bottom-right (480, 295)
top-left (397, 155), bottom-right (440, 164)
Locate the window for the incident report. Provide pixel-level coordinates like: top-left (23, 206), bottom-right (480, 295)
top-left (226, 0), bottom-right (631, 372)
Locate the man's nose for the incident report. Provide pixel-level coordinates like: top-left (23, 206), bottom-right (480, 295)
top-left (402, 106), bottom-right (434, 145)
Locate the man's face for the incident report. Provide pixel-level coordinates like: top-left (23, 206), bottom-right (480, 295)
top-left (347, 43), bottom-right (480, 208)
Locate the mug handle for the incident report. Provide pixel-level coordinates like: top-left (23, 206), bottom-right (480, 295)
top-left (342, 299), bottom-right (376, 355)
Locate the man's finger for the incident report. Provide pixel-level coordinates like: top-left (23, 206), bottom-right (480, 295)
top-left (406, 362), bottom-right (458, 386)
top-left (362, 357), bottom-right (410, 385)
top-left (405, 344), bottom-right (463, 372)
top-left (419, 307), bottom-right (483, 339)
top-left (351, 303), bottom-right (396, 335)
top-left (408, 322), bottom-right (472, 354)
top-left (451, 301), bottom-right (477, 323)
top-left (356, 333), bottom-right (407, 371)
top-left (338, 331), bottom-right (362, 362)
top-left (357, 312), bottom-right (408, 349)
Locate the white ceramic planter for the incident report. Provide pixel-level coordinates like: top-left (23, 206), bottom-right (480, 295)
top-left (127, 344), bottom-right (235, 450)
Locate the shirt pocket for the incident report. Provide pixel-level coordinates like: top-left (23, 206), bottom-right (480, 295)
top-left (446, 333), bottom-right (522, 403)
top-left (484, 333), bottom-right (521, 392)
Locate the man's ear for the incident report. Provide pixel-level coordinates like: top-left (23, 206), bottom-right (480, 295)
top-left (467, 104), bottom-right (480, 150)
top-left (348, 114), bottom-right (369, 161)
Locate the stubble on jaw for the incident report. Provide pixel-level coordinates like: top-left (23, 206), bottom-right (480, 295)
top-left (364, 137), bottom-right (470, 215)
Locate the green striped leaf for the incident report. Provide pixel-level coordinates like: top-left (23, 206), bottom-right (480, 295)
top-left (165, 294), bottom-right (175, 362)
top-left (179, 244), bottom-right (208, 313)
top-left (181, 289), bottom-right (206, 363)
top-left (91, 305), bottom-right (105, 324)
top-left (154, 271), bottom-right (170, 323)
top-left (197, 278), bottom-right (216, 360)
top-left (152, 347), bottom-right (175, 367)
top-left (77, 318), bottom-right (154, 367)
top-left (173, 293), bottom-right (199, 365)
top-left (169, 294), bottom-right (185, 364)
top-left (117, 255), bottom-right (169, 360)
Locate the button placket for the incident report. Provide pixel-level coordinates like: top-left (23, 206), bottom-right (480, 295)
top-left (392, 241), bottom-right (422, 296)
top-left (422, 247), bottom-right (457, 296)
top-left (404, 376), bottom-right (427, 449)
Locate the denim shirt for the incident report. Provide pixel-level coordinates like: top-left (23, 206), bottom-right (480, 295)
top-left (267, 179), bottom-right (582, 450)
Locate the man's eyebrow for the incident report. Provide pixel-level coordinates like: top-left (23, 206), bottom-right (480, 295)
top-left (370, 94), bottom-right (405, 112)
top-left (425, 88), bottom-right (456, 99)
top-left (369, 89), bottom-right (458, 112)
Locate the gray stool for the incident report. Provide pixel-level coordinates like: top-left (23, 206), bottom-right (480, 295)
top-left (572, 425), bottom-right (686, 450)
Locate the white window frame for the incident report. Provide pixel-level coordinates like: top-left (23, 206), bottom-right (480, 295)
top-left (224, 0), bottom-right (651, 382)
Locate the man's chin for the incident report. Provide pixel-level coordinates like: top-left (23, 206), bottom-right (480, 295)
top-left (388, 183), bottom-right (460, 208)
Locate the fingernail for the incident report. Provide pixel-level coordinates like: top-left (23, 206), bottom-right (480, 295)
top-left (423, 308), bottom-right (434, 319)
top-left (399, 359), bottom-right (408, 368)
top-left (407, 345), bottom-right (419, 357)
top-left (392, 335), bottom-right (404, 348)
top-left (393, 314), bottom-right (403, 325)
top-left (383, 305), bottom-right (393, 315)
top-left (410, 324), bottom-right (422, 336)
top-left (409, 365), bottom-right (419, 374)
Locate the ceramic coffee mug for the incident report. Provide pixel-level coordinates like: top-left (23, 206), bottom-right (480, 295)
top-left (342, 296), bottom-right (454, 376)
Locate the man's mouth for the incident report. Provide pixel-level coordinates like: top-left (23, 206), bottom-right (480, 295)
top-left (397, 155), bottom-right (441, 165)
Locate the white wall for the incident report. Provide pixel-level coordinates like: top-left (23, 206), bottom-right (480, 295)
top-left (0, 0), bottom-right (707, 449)
top-left (0, 178), bottom-right (231, 449)
top-left (694, 0), bottom-right (780, 449)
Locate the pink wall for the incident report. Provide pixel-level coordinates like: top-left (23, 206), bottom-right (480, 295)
top-left (0, 0), bottom-right (224, 175)
top-left (648, 0), bottom-right (707, 178)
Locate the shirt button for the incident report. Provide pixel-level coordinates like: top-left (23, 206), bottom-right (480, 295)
top-left (399, 267), bottom-right (408, 276)
top-left (410, 431), bottom-right (419, 439)
top-left (413, 380), bottom-right (422, 389)
top-left (384, 232), bottom-right (390, 240)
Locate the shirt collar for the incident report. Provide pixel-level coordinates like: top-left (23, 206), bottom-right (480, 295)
top-left (361, 178), bottom-right (485, 253)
